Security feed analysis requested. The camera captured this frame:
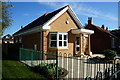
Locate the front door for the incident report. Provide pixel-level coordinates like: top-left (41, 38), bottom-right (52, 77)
top-left (75, 37), bottom-right (80, 54)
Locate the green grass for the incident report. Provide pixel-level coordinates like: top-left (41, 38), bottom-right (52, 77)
top-left (2, 60), bottom-right (47, 80)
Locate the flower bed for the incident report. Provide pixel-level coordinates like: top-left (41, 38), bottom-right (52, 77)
top-left (31, 63), bottom-right (68, 79)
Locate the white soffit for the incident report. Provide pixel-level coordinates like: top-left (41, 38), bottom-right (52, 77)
top-left (71, 29), bottom-right (94, 34)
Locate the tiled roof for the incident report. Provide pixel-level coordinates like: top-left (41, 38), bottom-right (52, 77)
top-left (85, 24), bottom-right (118, 38)
top-left (13, 5), bottom-right (68, 35)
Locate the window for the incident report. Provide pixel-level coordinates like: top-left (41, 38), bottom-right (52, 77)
top-left (15, 38), bottom-right (18, 43)
top-left (49, 32), bottom-right (68, 48)
top-left (75, 37), bottom-right (80, 53)
top-left (50, 33), bottom-right (57, 47)
top-left (19, 37), bottom-right (22, 43)
top-left (112, 38), bottom-right (116, 48)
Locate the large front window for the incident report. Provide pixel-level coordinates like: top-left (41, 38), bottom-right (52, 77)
top-left (49, 32), bottom-right (68, 48)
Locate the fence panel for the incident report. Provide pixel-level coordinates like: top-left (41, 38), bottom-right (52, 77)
top-left (20, 48), bottom-right (43, 61)
top-left (19, 49), bottom-right (120, 80)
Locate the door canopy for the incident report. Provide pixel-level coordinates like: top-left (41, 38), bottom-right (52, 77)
top-left (71, 29), bottom-right (94, 34)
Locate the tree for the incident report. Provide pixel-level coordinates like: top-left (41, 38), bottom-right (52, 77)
top-left (0, 1), bottom-right (12, 38)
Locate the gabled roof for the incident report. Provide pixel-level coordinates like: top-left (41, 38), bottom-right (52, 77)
top-left (85, 24), bottom-right (118, 38)
top-left (13, 5), bottom-right (82, 36)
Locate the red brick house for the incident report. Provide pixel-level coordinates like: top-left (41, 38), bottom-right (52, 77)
top-left (2, 34), bottom-right (14, 43)
top-left (85, 17), bottom-right (118, 53)
top-left (13, 5), bottom-right (94, 58)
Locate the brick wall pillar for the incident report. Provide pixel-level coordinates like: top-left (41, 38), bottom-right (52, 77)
top-left (78, 34), bottom-right (84, 56)
top-left (88, 34), bottom-right (92, 55)
top-left (42, 31), bottom-right (48, 60)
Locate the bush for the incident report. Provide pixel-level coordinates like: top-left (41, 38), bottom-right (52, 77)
top-left (103, 49), bottom-right (117, 60)
top-left (36, 63), bottom-right (64, 79)
top-left (93, 56), bottom-right (101, 60)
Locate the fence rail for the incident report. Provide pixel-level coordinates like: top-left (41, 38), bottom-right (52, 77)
top-left (19, 48), bottom-right (120, 80)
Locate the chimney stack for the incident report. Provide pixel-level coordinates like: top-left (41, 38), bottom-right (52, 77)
top-left (21, 26), bottom-right (23, 29)
top-left (88, 17), bottom-right (92, 24)
top-left (44, 13), bottom-right (49, 16)
top-left (106, 27), bottom-right (108, 31)
top-left (101, 25), bottom-right (105, 29)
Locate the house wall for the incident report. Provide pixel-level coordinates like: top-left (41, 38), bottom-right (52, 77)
top-left (85, 25), bottom-right (112, 53)
top-left (49, 11), bottom-right (79, 32)
top-left (15, 32), bottom-right (41, 51)
top-left (43, 11), bottom-right (80, 56)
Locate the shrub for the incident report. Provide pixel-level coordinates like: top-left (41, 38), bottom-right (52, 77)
top-left (36, 63), bottom-right (64, 79)
top-left (93, 56), bottom-right (101, 59)
top-left (103, 49), bottom-right (117, 60)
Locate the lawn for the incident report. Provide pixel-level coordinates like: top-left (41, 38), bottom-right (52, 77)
top-left (2, 60), bottom-right (47, 80)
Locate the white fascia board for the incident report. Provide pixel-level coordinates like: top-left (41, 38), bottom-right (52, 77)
top-left (68, 7), bottom-right (83, 28)
top-left (13, 25), bottom-right (43, 37)
top-left (71, 29), bottom-right (94, 34)
top-left (42, 25), bottom-right (50, 29)
top-left (42, 6), bottom-right (69, 29)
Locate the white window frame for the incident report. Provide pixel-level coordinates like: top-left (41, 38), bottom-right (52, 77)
top-left (49, 32), bottom-right (68, 49)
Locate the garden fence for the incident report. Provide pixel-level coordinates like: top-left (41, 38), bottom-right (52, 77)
top-left (19, 48), bottom-right (120, 80)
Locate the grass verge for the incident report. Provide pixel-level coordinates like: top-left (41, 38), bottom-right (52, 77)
top-left (2, 60), bottom-right (47, 80)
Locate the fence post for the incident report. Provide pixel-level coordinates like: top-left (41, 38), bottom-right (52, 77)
top-left (117, 63), bottom-right (120, 79)
top-left (19, 48), bottom-right (21, 61)
top-left (56, 52), bottom-right (58, 80)
top-left (31, 50), bottom-right (33, 66)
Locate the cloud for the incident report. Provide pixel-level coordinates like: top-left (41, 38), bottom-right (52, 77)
top-left (70, 3), bottom-right (118, 21)
top-left (39, 2), bottom-right (118, 21)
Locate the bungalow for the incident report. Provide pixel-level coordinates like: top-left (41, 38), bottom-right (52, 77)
top-left (13, 5), bottom-right (94, 59)
top-left (85, 17), bottom-right (119, 53)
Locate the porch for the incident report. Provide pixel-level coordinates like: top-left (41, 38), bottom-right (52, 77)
top-left (71, 28), bottom-right (94, 56)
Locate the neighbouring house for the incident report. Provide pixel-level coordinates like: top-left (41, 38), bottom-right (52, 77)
top-left (2, 34), bottom-right (14, 43)
top-left (0, 39), bottom-right (2, 44)
top-left (13, 5), bottom-right (94, 59)
top-left (110, 29), bottom-right (120, 48)
top-left (0, 37), bottom-right (2, 44)
top-left (85, 17), bottom-right (119, 53)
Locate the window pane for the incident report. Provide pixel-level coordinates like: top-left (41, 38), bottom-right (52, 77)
top-left (76, 37), bottom-right (80, 45)
top-left (59, 41), bottom-right (62, 46)
top-left (59, 34), bottom-right (62, 40)
top-left (64, 35), bottom-right (67, 40)
top-left (76, 47), bottom-right (79, 52)
top-left (64, 41), bottom-right (67, 46)
top-left (51, 41), bottom-right (57, 47)
top-left (51, 34), bottom-right (57, 40)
